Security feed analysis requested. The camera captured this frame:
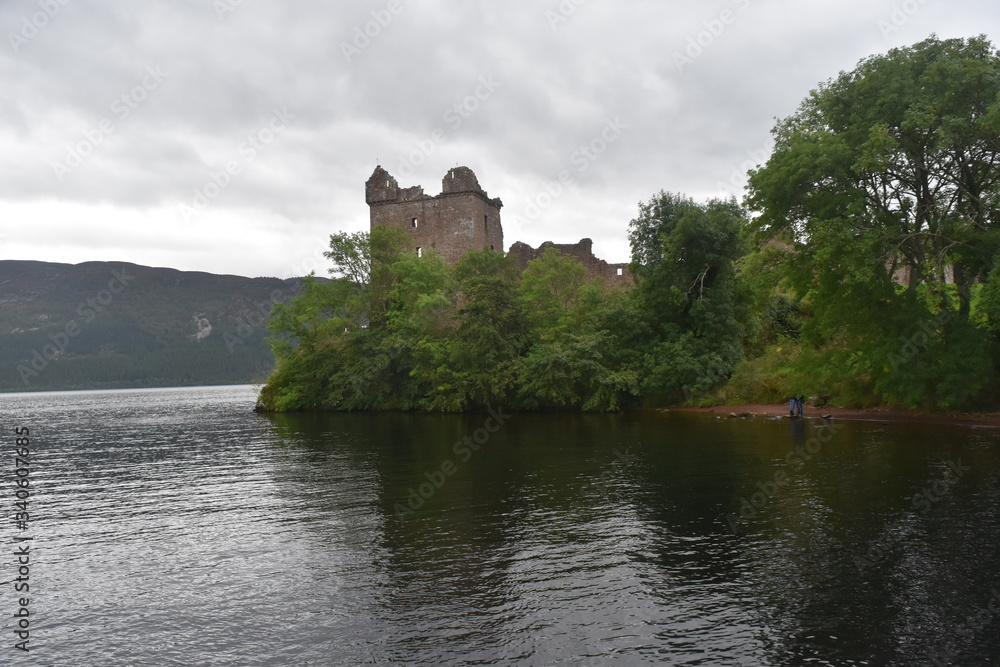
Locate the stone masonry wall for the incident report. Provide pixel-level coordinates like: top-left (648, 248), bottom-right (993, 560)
top-left (364, 164), bottom-right (631, 288)
top-left (366, 165), bottom-right (503, 264)
top-left (508, 238), bottom-right (633, 288)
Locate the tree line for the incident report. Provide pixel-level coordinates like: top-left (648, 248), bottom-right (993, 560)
top-left (258, 35), bottom-right (1000, 412)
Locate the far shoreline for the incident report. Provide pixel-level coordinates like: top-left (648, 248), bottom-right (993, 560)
top-left (665, 403), bottom-right (1000, 428)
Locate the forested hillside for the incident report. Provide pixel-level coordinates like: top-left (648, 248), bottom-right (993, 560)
top-left (0, 260), bottom-right (302, 392)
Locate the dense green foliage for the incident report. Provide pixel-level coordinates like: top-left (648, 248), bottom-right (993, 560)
top-left (739, 35), bottom-right (1000, 409)
top-left (261, 35), bottom-right (1000, 413)
top-left (257, 198), bottom-right (748, 412)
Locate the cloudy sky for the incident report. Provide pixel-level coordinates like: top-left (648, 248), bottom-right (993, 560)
top-left (1, 0), bottom-right (997, 278)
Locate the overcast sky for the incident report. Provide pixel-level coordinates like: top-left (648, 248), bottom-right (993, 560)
top-left (1, 0), bottom-right (997, 278)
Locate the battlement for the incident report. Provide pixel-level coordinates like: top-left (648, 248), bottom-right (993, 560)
top-left (442, 166), bottom-right (482, 194)
top-left (366, 165), bottom-right (503, 263)
top-left (364, 165), bottom-right (399, 204)
top-left (363, 164), bottom-right (630, 287)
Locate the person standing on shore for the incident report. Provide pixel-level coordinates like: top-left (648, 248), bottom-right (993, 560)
top-left (789, 395), bottom-right (798, 416)
top-left (797, 395), bottom-right (804, 417)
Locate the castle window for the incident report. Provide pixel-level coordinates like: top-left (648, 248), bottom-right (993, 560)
top-left (416, 247), bottom-right (422, 257)
top-left (484, 215), bottom-right (488, 230)
top-left (616, 268), bottom-right (623, 276)
top-left (490, 244), bottom-right (495, 251)
top-left (411, 218), bottom-right (418, 228)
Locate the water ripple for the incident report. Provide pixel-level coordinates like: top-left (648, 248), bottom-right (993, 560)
top-left (1, 388), bottom-right (999, 665)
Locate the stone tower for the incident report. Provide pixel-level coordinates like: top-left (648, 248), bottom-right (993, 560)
top-left (365, 165), bottom-right (504, 263)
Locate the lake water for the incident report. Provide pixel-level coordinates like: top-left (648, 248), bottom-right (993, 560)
top-left (2, 385), bottom-right (999, 666)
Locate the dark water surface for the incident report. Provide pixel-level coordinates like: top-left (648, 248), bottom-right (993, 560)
top-left (2, 385), bottom-right (999, 665)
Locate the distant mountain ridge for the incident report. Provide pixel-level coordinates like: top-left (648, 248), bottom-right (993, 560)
top-left (0, 260), bottom-right (303, 392)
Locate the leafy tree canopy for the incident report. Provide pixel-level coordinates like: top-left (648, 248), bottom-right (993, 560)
top-left (748, 35), bottom-right (1000, 317)
top-left (743, 35), bottom-right (1000, 408)
top-left (258, 199), bottom-right (751, 413)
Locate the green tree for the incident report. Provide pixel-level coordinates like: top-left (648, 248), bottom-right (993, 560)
top-left (627, 191), bottom-right (702, 268)
top-left (449, 250), bottom-right (527, 409)
top-left (324, 230), bottom-right (372, 285)
top-left (627, 192), bottom-right (747, 403)
top-left (385, 249), bottom-right (456, 409)
top-left (259, 226), bottom-right (412, 411)
top-left (265, 276), bottom-right (347, 360)
top-left (746, 35), bottom-right (1000, 408)
top-left (518, 246), bottom-right (596, 335)
top-left (516, 248), bottom-right (639, 411)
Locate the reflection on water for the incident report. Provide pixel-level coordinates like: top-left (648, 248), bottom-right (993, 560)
top-left (1, 386), bottom-right (999, 665)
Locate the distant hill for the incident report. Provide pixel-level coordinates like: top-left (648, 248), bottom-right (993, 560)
top-left (0, 260), bottom-right (304, 392)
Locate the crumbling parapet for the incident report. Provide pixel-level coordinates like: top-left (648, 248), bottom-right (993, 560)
top-left (366, 165), bottom-right (503, 264)
top-left (508, 238), bottom-right (632, 288)
top-left (364, 165), bottom-right (630, 288)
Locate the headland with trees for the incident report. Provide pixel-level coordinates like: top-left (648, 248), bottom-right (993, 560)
top-left (256, 35), bottom-right (1000, 414)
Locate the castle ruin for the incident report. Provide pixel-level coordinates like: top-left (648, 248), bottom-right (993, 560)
top-left (366, 165), bottom-right (503, 264)
top-left (508, 238), bottom-right (631, 287)
top-left (365, 165), bottom-right (631, 286)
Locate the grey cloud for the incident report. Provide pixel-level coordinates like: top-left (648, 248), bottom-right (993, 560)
top-left (0, 0), bottom-right (997, 277)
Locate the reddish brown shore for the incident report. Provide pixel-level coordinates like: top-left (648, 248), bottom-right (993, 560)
top-left (666, 403), bottom-right (1000, 428)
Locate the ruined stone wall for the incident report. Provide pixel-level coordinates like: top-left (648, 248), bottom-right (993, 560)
top-left (508, 238), bottom-right (633, 288)
top-left (366, 165), bottom-right (503, 264)
top-left (364, 164), bottom-right (630, 288)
